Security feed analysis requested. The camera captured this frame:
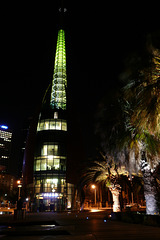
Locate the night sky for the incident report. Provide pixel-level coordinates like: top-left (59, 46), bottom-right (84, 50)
top-left (0, 1), bottom-right (158, 176)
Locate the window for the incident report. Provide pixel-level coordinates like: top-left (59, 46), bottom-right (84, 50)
top-left (39, 122), bottom-right (44, 130)
top-left (41, 145), bottom-right (47, 156)
top-left (56, 121), bottom-right (61, 130)
top-left (46, 156), bottom-right (60, 170)
top-left (46, 178), bottom-right (58, 184)
top-left (54, 112), bottom-right (58, 119)
top-left (54, 158), bottom-right (60, 169)
top-left (46, 178), bottom-right (58, 192)
top-left (47, 145), bottom-right (54, 155)
top-left (50, 121), bottom-right (56, 129)
top-left (35, 156), bottom-right (65, 172)
top-left (62, 120), bottom-right (67, 131)
top-left (41, 160), bottom-right (46, 170)
top-left (41, 144), bottom-right (58, 156)
top-left (36, 160), bottom-right (40, 171)
top-left (44, 121), bottom-right (49, 130)
top-left (37, 119), bottom-right (67, 131)
top-left (35, 146), bottom-right (66, 172)
top-left (47, 158), bottom-right (53, 170)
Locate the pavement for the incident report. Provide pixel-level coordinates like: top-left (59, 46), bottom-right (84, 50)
top-left (0, 210), bottom-right (160, 239)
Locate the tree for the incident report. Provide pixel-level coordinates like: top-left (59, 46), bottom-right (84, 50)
top-left (81, 152), bottom-right (128, 212)
top-left (95, 34), bottom-right (160, 215)
top-left (121, 41), bottom-right (160, 215)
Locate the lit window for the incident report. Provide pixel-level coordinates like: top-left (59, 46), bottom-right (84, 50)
top-left (54, 158), bottom-right (60, 169)
top-left (41, 160), bottom-right (46, 170)
top-left (47, 158), bottom-right (53, 170)
top-left (36, 160), bottom-right (40, 171)
top-left (41, 145), bottom-right (47, 156)
top-left (44, 121), bottom-right (49, 130)
top-left (47, 145), bottom-right (54, 155)
top-left (56, 121), bottom-right (61, 130)
top-left (50, 121), bottom-right (56, 129)
top-left (62, 121), bottom-right (67, 131)
top-left (39, 122), bottom-right (44, 130)
top-left (46, 178), bottom-right (58, 186)
top-left (41, 144), bottom-right (58, 156)
top-left (54, 112), bottom-right (58, 119)
top-left (53, 145), bottom-right (58, 154)
top-left (37, 119), bottom-right (67, 131)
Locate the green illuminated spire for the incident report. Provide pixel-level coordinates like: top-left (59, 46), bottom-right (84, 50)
top-left (50, 29), bottom-right (67, 110)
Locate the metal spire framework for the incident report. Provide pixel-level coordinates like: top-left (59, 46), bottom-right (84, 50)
top-left (50, 29), bottom-right (67, 110)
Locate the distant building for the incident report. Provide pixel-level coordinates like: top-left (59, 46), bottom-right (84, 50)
top-left (0, 125), bottom-right (12, 173)
top-left (0, 172), bottom-right (17, 197)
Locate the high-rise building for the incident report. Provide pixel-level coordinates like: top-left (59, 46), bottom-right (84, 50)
top-left (33, 28), bottom-right (73, 211)
top-left (0, 125), bottom-right (12, 172)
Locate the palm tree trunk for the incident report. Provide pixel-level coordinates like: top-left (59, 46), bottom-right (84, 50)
top-left (109, 185), bottom-right (121, 212)
top-left (140, 159), bottom-right (159, 215)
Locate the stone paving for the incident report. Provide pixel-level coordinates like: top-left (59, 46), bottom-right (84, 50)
top-left (0, 211), bottom-right (160, 239)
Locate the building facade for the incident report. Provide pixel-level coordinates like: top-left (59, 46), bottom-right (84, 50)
top-left (0, 171), bottom-right (17, 201)
top-left (0, 125), bottom-right (12, 173)
top-left (33, 29), bottom-right (73, 211)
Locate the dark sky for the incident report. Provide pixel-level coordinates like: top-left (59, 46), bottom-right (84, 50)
top-left (0, 1), bottom-right (158, 175)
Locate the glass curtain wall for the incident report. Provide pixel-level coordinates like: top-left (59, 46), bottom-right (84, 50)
top-left (33, 28), bottom-right (68, 211)
top-left (37, 119), bottom-right (67, 132)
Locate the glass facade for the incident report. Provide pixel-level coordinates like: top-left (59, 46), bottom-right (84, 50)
top-left (0, 129), bottom-right (12, 172)
top-left (34, 153), bottom-right (66, 172)
top-left (34, 120), bottom-right (67, 210)
top-left (34, 135), bottom-right (67, 210)
top-left (33, 29), bottom-right (69, 211)
top-left (37, 119), bottom-right (67, 132)
top-left (34, 177), bottom-right (66, 194)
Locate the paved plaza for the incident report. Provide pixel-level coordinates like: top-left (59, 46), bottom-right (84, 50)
top-left (0, 211), bottom-right (160, 239)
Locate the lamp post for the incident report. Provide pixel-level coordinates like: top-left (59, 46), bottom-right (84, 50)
top-left (17, 180), bottom-right (22, 200)
top-left (91, 184), bottom-right (96, 207)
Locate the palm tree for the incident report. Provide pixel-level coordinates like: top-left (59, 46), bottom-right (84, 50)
top-left (81, 153), bottom-right (128, 212)
top-left (122, 42), bottom-right (160, 215)
top-left (123, 47), bottom-right (160, 136)
top-left (95, 38), bottom-right (160, 215)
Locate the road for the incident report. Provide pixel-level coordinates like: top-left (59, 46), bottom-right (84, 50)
top-left (0, 211), bottom-right (160, 239)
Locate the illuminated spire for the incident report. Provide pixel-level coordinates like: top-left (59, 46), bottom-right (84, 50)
top-left (50, 29), bottom-right (67, 110)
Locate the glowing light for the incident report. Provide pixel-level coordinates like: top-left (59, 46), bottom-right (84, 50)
top-left (46, 179), bottom-right (58, 184)
top-left (90, 209), bottom-right (103, 213)
top-left (67, 200), bottom-right (71, 209)
top-left (91, 184), bottom-right (96, 189)
top-left (42, 192), bottom-right (62, 198)
top-left (41, 225), bottom-right (55, 228)
top-left (50, 29), bottom-right (67, 110)
top-left (0, 125), bottom-right (8, 129)
top-left (17, 180), bottom-right (22, 188)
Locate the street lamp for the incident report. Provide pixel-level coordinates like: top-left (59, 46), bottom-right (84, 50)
top-left (91, 184), bottom-right (96, 207)
top-left (17, 180), bottom-right (22, 200)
